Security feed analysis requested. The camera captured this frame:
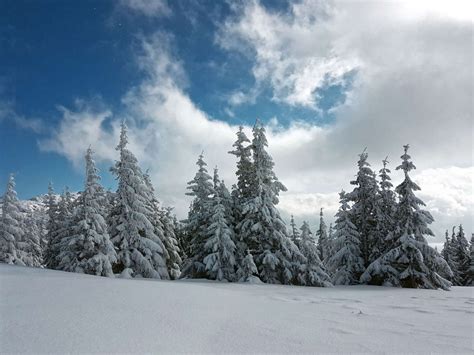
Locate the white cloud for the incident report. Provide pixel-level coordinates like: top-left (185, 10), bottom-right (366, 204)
top-left (217, 0), bottom-right (360, 109)
top-left (0, 100), bottom-right (44, 133)
top-left (118, 0), bottom-right (171, 18)
top-left (41, 1), bottom-right (473, 241)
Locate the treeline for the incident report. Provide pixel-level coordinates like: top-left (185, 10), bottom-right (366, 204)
top-left (0, 121), bottom-right (472, 290)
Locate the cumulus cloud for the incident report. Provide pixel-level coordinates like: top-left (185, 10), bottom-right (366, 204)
top-left (41, 1), bottom-right (473, 241)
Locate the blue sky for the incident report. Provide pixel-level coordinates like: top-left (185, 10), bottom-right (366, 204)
top-left (0, 0), bottom-right (349, 199)
top-left (0, 0), bottom-right (471, 237)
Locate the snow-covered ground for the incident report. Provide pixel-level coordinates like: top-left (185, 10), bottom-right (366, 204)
top-left (0, 264), bottom-right (472, 354)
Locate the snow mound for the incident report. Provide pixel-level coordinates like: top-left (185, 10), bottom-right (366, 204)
top-left (0, 264), bottom-right (472, 354)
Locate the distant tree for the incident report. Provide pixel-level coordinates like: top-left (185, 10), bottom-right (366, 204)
top-left (327, 191), bottom-right (364, 285)
top-left (58, 148), bottom-right (117, 276)
top-left (298, 221), bottom-right (332, 287)
top-left (237, 249), bottom-right (259, 283)
top-left (316, 208), bottom-right (328, 262)
top-left (181, 153), bottom-right (214, 278)
top-left (0, 174), bottom-right (26, 265)
top-left (346, 150), bottom-right (379, 267)
top-left (372, 157), bottom-right (397, 260)
top-left (289, 215), bottom-right (300, 244)
top-left (453, 225), bottom-right (470, 285)
top-left (203, 195), bottom-right (236, 281)
top-left (44, 187), bottom-right (73, 270)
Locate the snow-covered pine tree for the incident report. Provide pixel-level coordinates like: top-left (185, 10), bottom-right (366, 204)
top-left (468, 234), bottom-right (474, 286)
top-left (142, 172), bottom-right (178, 279)
top-left (109, 122), bottom-right (169, 279)
top-left (441, 229), bottom-right (457, 283)
top-left (237, 249), bottom-right (259, 283)
top-left (228, 126), bottom-right (254, 264)
top-left (289, 215), bottom-right (300, 244)
top-left (22, 210), bottom-right (43, 267)
top-left (324, 223), bottom-right (335, 264)
top-left (362, 145), bottom-right (451, 289)
top-left (228, 126), bottom-right (253, 201)
top-left (372, 157), bottom-right (397, 260)
top-left (159, 207), bottom-right (182, 280)
top-left (44, 187), bottom-right (73, 269)
top-left (316, 208), bottom-right (328, 262)
top-left (327, 191), bottom-right (364, 285)
top-left (298, 221), bottom-right (332, 287)
top-left (237, 121), bottom-right (292, 284)
top-left (453, 225), bottom-right (470, 286)
top-left (58, 148), bottom-right (117, 276)
top-left (346, 150), bottom-right (379, 267)
top-left (213, 168), bottom-right (234, 226)
top-left (181, 152), bottom-right (214, 278)
top-left (203, 194), bottom-right (236, 281)
top-left (0, 174), bottom-right (26, 265)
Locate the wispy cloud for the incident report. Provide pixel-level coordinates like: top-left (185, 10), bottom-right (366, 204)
top-left (0, 100), bottom-right (45, 133)
top-left (117, 0), bottom-right (171, 18)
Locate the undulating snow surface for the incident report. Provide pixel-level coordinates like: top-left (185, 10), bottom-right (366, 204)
top-left (0, 264), bottom-right (472, 354)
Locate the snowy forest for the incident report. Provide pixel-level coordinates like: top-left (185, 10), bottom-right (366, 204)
top-left (1, 122), bottom-right (472, 290)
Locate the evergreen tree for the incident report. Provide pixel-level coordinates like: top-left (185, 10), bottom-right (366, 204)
top-left (346, 150), bottom-right (379, 267)
top-left (0, 174), bottom-right (26, 265)
top-left (23, 211), bottom-right (43, 267)
top-left (362, 145), bottom-right (451, 289)
top-left (228, 126), bottom-right (253, 201)
top-left (372, 158), bottom-right (397, 259)
top-left (159, 207), bottom-right (182, 280)
top-left (453, 225), bottom-right (470, 285)
top-left (289, 215), bottom-right (300, 244)
top-left (237, 249), bottom-right (259, 283)
top-left (316, 208), bottom-right (328, 262)
top-left (203, 195), bottom-right (236, 281)
top-left (468, 234), bottom-right (474, 286)
top-left (181, 153), bottom-right (214, 278)
top-left (229, 126), bottom-right (253, 265)
top-left (109, 122), bottom-right (169, 279)
top-left (327, 191), bottom-right (364, 285)
top-left (44, 187), bottom-right (73, 269)
top-left (324, 223), bottom-right (335, 266)
top-left (58, 148), bottom-right (117, 276)
top-left (298, 221), bottom-right (332, 287)
top-left (238, 122), bottom-right (292, 284)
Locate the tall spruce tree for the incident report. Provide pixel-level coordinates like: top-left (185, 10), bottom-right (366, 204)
top-left (228, 126), bottom-right (253, 201)
top-left (327, 191), bottom-right (364, 285)
top-left (298, 221), bottom-right (332, 287)
top-left (468, 234), bottom-right (474, 286)
top-left (0, 174), bottom-right (26, 265)
top-left (159, 207), bottom-right (182, 280)
top-left (316, 208), bottom-right (328, 262)
top-left (372, 158), bottom-right (397, 260)
top-left (203, 195), bottom-right (236, 281)
top-left (453, 225), bottom-right (470, 285)
top-left (289, 215), bottom-right (300, 244)
top-left (229, 126), bottom-right (253, 264)
top-left (22, 210), bottom-right (43, 267)
top-left (181, 153), bottom-right (214, 278)
top-left (346, 150), bottom-right (379, 267)
top-left (361, 145), bottom-right (451, 289)
top-left (58, 148), bottom-right (117, 276)
top-left (237, 122), bottom-right (293, 284)
top-left (44, 187), bottom-right (73, 269)
top-left (109, 122), bottom-right (169, 279)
